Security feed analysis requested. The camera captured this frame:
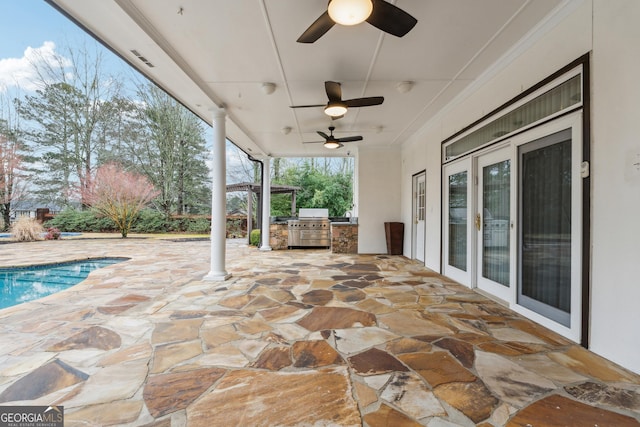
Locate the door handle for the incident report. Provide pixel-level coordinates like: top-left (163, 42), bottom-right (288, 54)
top-left (475, 213), bottom-right (481, 231)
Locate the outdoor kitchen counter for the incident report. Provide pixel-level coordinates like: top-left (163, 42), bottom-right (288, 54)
top-left (269, 219), bottom-right (358, 252)
top-left (330, 222), bottom-right (358, 254)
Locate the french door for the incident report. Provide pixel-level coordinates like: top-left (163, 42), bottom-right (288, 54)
top-left (476, 147), bottom-right (512, 302)
top-left (516, 125), bottom-right (581, 335)
top-left (442, 113), bottom-right (583, 341)
top-left (443, 159), bottom-right (472, 284)
top-left (412, 172), bottom-right (426, 263)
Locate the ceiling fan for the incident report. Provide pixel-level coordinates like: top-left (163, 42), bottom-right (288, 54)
top-left (304, 126), bottom-right (363, 149)
top-left (297, 0), bottom-right (418, 44)
top-left (290, 81), bottom-right (383, 118)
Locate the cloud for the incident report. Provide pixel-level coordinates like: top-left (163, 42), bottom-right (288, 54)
top-left (0, 41), bottom-right (69, 92)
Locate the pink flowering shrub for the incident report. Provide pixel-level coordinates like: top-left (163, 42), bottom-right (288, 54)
top-left (44, 227), bottom-right (62, 240)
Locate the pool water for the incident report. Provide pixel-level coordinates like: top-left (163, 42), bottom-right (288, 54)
top-left (0, 258), bottom-right (128, 309)
top-left (0, 232), bottom-right (82, 239)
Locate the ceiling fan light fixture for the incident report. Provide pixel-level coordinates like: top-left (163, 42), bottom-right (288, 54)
top-left (324, 102), bottom-right (348, 117)
top-left (324, 140), bottom-right (341, 149)
top-left (328, 0), bottom-right (373, 26)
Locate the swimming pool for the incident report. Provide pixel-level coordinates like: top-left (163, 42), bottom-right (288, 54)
top-left (0, 258), bottom-right (128, 309)
top-left (0, 232), bottom-right (83, 239)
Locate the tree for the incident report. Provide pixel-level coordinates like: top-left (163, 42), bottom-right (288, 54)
top-left (0, 132), bottom-right (26, 230)
top-left (82, 163), bottom-right (158, 237)
top-left (123, 84), bottom-right (211, 217)
top-left (15, 41), bottom-right (125, 207)
top-left (0, 89), bottom-right (30, 231)
top-left (273, 158), bottom-right (354, 217)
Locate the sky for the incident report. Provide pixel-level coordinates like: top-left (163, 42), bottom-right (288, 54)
top-left (0, 2), bottom-right (300, 179)
top-left (0, 1), bottom-right (133, 94)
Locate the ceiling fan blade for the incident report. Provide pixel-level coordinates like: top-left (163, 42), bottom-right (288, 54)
top-left (317, 131), bottom-right (330, 139)
top-left (367, 0), bottom-right (418, 38)
top-left (297, 11), bottom-right (335, 43)
top-left (325, 81), bottom-right (343, 102)
top-left (345, 96), bottom-right (384, 107)
top-left (303, 141), bottom-right (325, 144)
top-left (290, 104), bottom-right (325, 109)
top-left (337, 136), bottom-right (363, 143)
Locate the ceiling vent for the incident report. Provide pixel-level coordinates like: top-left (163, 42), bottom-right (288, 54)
top-left (130, 49), bottom-right (155, 68)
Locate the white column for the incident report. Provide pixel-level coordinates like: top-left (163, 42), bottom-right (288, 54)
top-left (259, 156), bottom-right (272, 251)
top-left (204, 108), bottom-right (231, 281)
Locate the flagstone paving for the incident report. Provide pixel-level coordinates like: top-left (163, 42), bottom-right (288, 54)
top-left (0, 237), bottom-right (639, 426)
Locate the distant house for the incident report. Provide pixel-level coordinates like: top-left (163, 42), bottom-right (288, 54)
top-left (10, 200), bottom-right (65, 222)
top-left (226, 208), bottom-right (247, 238)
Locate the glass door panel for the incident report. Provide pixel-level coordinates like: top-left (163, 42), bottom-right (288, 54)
top-left (444, 159), bottom-right (472, 285)
top-left (477, 147), bottom-right (511, 301)
top-left (518, 129), bottom-right (572, 326)
top-left (448, 171), bottom-right (468, 271)
top-left (413, 172), bottom-right (426, 262)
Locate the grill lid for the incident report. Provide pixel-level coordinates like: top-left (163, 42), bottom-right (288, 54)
top-left (298, 208), bottom-right (329, 218)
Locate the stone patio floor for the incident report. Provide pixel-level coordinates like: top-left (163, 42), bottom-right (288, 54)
top-left (0, 237), bottom-right (639, 426)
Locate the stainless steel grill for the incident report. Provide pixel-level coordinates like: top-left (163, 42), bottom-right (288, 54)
top-left (288, 208), bottom-right (330, 248)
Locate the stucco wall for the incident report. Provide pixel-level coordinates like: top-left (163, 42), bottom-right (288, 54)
top-left (401, 125), bottom-right (443, 271)
top-left (589, 0), bottom-right (640, 374)
top-left (402, 0), bottom-right (592, 268)
top-left (357, 147), bottom-right (401, 254)
top-left (397, 0), bottom-right (640, 375)
top-left (400, 0), bottom-right (640, 374)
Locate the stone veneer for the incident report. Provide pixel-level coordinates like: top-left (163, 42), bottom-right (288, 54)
top-left (269, 223), bottom-right (288, 250)
top-left (270, 222), bottom-right (358, 253)
top-left (331, 223), bottom-right (358, 254)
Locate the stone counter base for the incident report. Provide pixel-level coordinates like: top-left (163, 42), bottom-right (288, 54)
top-left (331, 224), bottom-right (358, 254)
top-left (270, 223), bottom-right (358, 253)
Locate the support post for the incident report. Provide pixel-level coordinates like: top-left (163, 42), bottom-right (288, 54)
top-left (260, 157), bottom-right (272, 251)
top-left (204, 108), bottom-right (231, 281)
top-left (291, 190), bottom-right (297, 217)
top-left (247, 186), bottom-right (253, 244)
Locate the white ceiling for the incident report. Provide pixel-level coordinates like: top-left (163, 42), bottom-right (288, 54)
top-left (48, 0), bottom-right (565, 158)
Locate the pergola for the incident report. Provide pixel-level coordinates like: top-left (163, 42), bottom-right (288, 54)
top-left (226, 182), bottom-right (300, 240)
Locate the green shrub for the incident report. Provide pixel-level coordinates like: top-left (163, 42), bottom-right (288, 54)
top-left (10, 217), bottom-right (44, 241)
top-left (130, 210), bottom-right (170, 233)
top-left (45, 209), bottom-right (116, 232)
top-left (45, 208), bottom-right (214, 235)
top-left (249, 229), bottom-right (260, 246)
top-left (43, 209), bottom-right (84, 231)
top-left (185, 218), bottom-right (210, 234)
